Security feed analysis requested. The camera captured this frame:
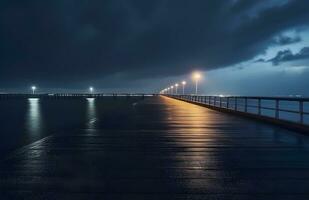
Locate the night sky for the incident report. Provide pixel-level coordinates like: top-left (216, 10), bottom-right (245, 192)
top-left (1, 0), bottom-right (309, 95)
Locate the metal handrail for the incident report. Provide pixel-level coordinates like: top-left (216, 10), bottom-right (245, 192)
top-left (165, 95), bottom-right (309, 125)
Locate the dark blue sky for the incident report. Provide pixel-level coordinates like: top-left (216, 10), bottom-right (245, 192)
top-left (1, 0), bottom-right (309, 95)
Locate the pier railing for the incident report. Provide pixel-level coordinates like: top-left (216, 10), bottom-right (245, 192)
top-left (165, 95), bottom-right (309, 132)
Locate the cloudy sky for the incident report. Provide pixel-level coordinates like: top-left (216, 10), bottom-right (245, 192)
top-left (1, 0), bottom-right (309, 95)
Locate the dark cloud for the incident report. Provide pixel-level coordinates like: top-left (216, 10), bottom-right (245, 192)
top-left (268, 47), bottom-right (309, 65)
top-left (273, 35), bottom-right (301, 45)
top-left (0, 0), bottom-right (309, 89)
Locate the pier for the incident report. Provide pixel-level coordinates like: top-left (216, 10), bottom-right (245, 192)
top-left (167, 95), bottom-right (309, 133)
top-left (1, 95), bottom-right (309, 199)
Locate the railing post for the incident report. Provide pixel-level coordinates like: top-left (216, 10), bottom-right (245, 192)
top-left (275, 99), bottom-right (279, 119)
top-left (299, 101), bottom-right (304, 124)
top-left (227, 97), bottom-right (229, 109)
top-left (234, 97), bottom-right (237, 111)
top-left (258, 98), bottom-right (261, 115)
top-left (244, 97), bottom-right (248, 112)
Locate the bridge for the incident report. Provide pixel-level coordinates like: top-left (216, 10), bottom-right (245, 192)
top-left (1, 95), bottom-right (309, 199)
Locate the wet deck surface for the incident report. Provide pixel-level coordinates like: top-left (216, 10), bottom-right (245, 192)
top-left (1, 96), bottom-right (309, 199)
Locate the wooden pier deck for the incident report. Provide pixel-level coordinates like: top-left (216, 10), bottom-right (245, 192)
top-left (1, 96), bottom-right (309, 199)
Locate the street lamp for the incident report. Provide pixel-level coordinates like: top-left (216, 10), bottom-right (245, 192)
top-left (175, 83), bottom-right (179, 94)
top-left (89, 87), bottom-right (93, 94)
top-left (192, 72), bottom-right (201, 95)
top-left (171, 86), bottom-right (174, 94)
top-left (31, 86), bottom-right (36, 94)
top-left (182, 81), bottom-right (186, 94)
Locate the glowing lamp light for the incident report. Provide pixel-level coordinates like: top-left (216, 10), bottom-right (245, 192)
top-left (89, 87), bottom-right (94, 93)
top-left (31, 86), bottom-right (36, 94)
top-left (193, 72), bottom-right (201, 80)
top-left (181, 81), bottom-right (186, 94)
top-left (192, 72), bottom-right (202, 95)
top-left (175, 83), bottom-right (179, 94)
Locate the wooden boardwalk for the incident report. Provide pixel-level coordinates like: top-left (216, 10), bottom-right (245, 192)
top-left (1, 96), bottom-right (309, 199)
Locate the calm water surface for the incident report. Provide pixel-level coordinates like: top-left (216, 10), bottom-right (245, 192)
top-left (0, 97), bottom-right (142, 158)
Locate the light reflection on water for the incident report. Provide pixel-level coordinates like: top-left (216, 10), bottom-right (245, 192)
top-left (26, 98), bottom-right (43, 136)
top-left (21, 98), bottom-right (46, 174)
top-left (86, 98), bottom-right (97, 129)
top-left (0, 97), bottom-right (143, 158)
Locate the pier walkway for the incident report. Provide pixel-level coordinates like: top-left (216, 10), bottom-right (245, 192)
top-left (1, 96), bottom-right (309, 199)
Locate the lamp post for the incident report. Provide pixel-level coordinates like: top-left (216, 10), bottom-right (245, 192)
top-left (31, 86), bottom-right (36, 94)
top-left (171, 86), bottom-right (174, 94)
top-left (193, 72), bottom-right (201, 95)
top-left (182, 81), bottom-right (186, 94)
top-left (175, 83), bottom-right (179, 95)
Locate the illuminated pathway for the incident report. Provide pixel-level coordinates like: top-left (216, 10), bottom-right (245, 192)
top-left (1, 96), bottom-right (309, 199)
